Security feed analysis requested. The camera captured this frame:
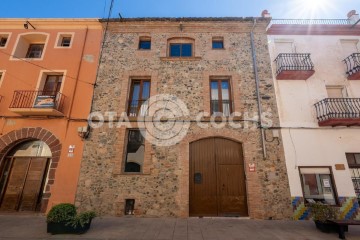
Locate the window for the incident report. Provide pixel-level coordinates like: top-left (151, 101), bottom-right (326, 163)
top-left (139, 37), bottom-right (151, 50)
top-left (42, 75), bottom-right (63, 95)
top-left (12, 33), bottom-right (48, 60)
top-left (55, 33), bottom-right (74, 48)
top-left (128, 79), bottom-right (150, 117)
top-left (326, 86), bottom-right (347, 98)
top-left (346, 153), bottom-right (360, 203)
top-left (212, 37), bottom-right (224, 49)
top-left (0, 37), bottom-right (8, 47)
top-left (0, 71), bottom-right (4, 87)
top-left (61, 37), bottom-right (71, 47)
top-left (170, 43), bottom-right (192, 57)
top-left (299, 167), bottom-right (337, 205)
top-left (210, 79), bottom-right (232, 116)
top-left (124, 130), bottom-right (145, 173)
top-left (25, 44), bottom-right (44, 58)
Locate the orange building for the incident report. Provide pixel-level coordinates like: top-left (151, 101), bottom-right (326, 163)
top-left (0, 19), bottom-right (102, 213)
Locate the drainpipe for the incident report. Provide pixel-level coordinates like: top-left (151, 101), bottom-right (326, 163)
top-left (250, 18), bottom-right (267, 159)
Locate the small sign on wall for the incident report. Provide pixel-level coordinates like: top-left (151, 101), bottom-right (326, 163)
top-left (335, 164), bottom-right (345, 170)
top-left (68, 145), bottom-right (75, 158)
top-left (323, 179), bottom-right (331, 188)
top-left (68, 145), bottom-right (75, 153)
top-left (248, 163), bottom-right (256, 172)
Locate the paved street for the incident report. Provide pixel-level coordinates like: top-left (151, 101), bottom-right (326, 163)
top-left (0, 215), bottom-right (359, 240)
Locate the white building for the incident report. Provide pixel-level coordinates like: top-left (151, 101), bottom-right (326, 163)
top-left (267, 10), bottom-right (360, 220)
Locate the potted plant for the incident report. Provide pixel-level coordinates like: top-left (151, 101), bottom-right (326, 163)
top-left (310, 202), bottom-right (340, 233)
top-left (47, 203), bottom-right (96, 235)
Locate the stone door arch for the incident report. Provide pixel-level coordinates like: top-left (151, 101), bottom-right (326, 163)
top-left (0, 127), bottom-right (61, 212)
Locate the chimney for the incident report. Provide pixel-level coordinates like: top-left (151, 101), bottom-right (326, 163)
top-left (261, 10), bottom-right (271, 18)
top-left (347, 10), bottom-right (359, 24)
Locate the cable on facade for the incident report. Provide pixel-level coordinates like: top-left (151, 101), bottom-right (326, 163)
top-left (0, 49), bottom-right (95, 87)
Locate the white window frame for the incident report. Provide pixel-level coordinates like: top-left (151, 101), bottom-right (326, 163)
top-left (0, 32), bottom-right (11, 48)
top-left (10, 32), bottom-right (49, 61)
top-left (54, 32), bottom-right (75, 49)
top-left (0, 70), bottom-right (5, 88)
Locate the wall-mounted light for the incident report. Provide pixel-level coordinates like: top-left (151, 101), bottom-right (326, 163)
top-left (24, 21), bottom-right (36, 30)
top-left (77, 125), bottom-right (90, 140)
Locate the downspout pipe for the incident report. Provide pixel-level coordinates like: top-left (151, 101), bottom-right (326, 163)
top-left (250, 18), bottom-right (267, 159)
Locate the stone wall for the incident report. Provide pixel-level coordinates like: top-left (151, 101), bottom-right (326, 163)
top-left (76, 19), bottom-right (292, 219)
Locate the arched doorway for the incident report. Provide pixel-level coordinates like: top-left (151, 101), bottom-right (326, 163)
top-left (0, 140), bottom-right (51, 212)
top-left (189, 137), bottom-right (248, 217)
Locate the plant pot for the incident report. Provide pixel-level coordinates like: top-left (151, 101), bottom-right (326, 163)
top-left (47, 220), bottom-right (92, 235)
top-left (314, 220), bottom-right (347, 233)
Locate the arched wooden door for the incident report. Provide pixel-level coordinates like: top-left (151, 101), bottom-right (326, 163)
top-left (189, 137), bottom-right (248, 217)
top-left (0, 141), bottom-right (51, 212)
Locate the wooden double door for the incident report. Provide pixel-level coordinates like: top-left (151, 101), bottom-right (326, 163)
top-left (190, 138), bottom-right (248, 217)
top-left (0, 157), bottom-right (49, 212)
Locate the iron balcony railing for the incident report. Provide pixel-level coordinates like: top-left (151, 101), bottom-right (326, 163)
top-left (270, 19), bottom-right (351, 25)
top-left (314, 98), bottom-right (360, 122)
top-left (344, 53), bottom-right (360, 78)
top-left (9, 90), bottom-right (65, 112)
top-left (128, 99), bottom-right (149, 117)
top-left (274, 53), bottom-right (314, 76)
top-left (210, 100), bottom-right (233, 117)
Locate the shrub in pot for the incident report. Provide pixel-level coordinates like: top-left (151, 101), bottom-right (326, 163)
top-left (47, 203), bottom-right (96, 235)
top-left (310, 202), bottom-right (341, 233)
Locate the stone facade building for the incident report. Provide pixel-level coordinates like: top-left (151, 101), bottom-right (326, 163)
top-left (76, 17), bottom-right (292, 219)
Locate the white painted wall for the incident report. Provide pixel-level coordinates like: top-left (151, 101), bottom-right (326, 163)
top-left (268, 34), bottom-right (360, 198)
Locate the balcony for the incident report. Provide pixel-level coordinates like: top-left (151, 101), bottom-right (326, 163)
top-left (314, 98), bottom-right (360, 126)
top-left (127, 99), bottom-right (149, 117)
top-left (344, 53), bottom-right (360, 80)
top-left (274, 53), bottom-right (315, 80)
top-left (9, 91), bottom-right (65, 116)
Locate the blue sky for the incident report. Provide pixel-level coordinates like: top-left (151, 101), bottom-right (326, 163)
top-left (1, 0), bottom-right (359, 19)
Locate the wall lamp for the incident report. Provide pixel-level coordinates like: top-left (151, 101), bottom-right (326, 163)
top-left (24, 21), bottom-right (36, 30)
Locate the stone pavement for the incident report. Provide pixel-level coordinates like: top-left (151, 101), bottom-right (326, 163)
top-left (0, 215), bottom-right (360, 240)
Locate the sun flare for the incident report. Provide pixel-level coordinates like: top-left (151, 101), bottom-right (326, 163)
top-left (290, 0), bottom-right (335, 18)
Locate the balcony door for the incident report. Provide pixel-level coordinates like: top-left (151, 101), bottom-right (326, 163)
top-left (274, 40), bottom-right (294, 56)
top-left (43, 75), bottom-right (62, 95)
top-left (341, 40), bottom-right (359, 59)
top-left (210, 79), bottom-right (232, 116)
top-left (128, 80), bottom-right (150, 117)
top-left (326, 86), bottom-right (347, 98)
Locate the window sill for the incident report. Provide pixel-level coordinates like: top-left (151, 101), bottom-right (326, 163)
top-left (113, 172), bottom-right (151, 176)
top-left (212, 48), bottom-right (226, 50)
top-left (10, 57), bottom-right (44, 61)
top-left (160, 57), bottom-right (202, 61)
